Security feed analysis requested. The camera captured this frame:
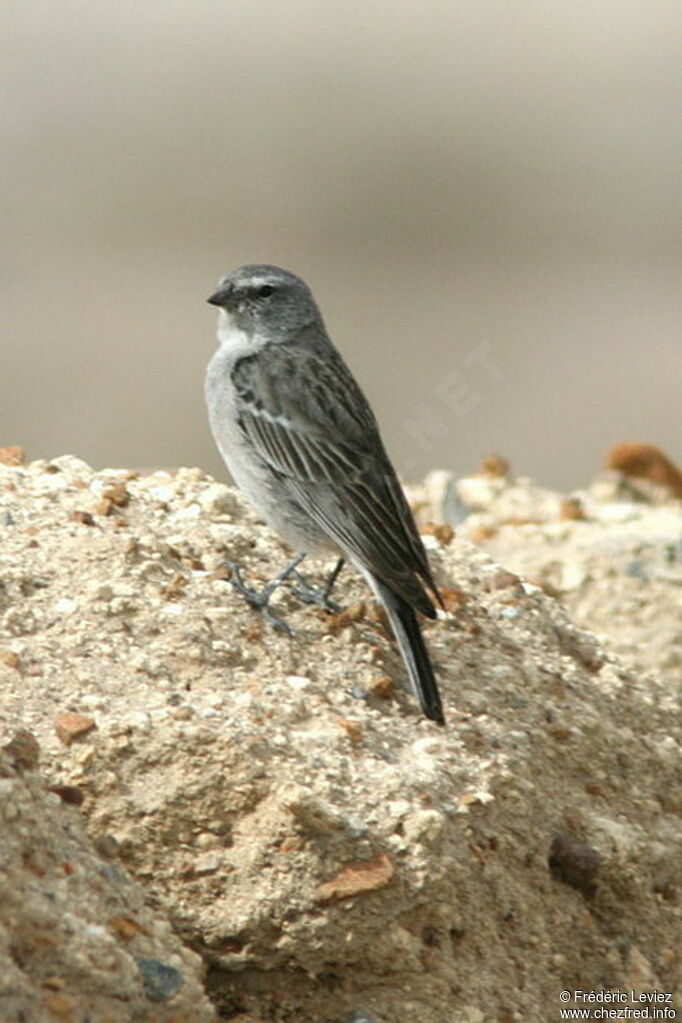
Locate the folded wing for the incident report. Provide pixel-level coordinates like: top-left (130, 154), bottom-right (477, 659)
top-left (232, 339), bottom-right (440, 616)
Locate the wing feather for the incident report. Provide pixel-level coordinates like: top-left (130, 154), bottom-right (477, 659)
top-left (232, 339), bottom-right (440, 613)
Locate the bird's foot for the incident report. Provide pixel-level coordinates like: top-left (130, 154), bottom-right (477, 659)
top-left (225, 555), bottom-right (306, 636)
top-left (289, 558), bottom-right (346, 613)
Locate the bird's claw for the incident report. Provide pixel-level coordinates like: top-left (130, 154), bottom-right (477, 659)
top-left (289, 571), bottom-right (344, 614)
top-left (289, 557), bottom-right (346, 614)
top-left (225, 558), bottom-right (303, 636)
top-left (224, 555), bottom-right (344, 633)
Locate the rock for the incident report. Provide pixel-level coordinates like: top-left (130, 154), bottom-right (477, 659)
top-left (0, 458), bottom-right (680, 1023)
top-left (549, 834), bottom-right (601, 897)
top-left (606, 442), bottom-right (682, 498)
top-left (0, 750), bottom-right (216, 1022)
top-left (54, 711), bottom-right (96, 745)
top-left (421, 520), bottom-right (455, 546)
top-left (101, 481), bottom-right (131, 508)
top-left (0, 445), bottom-right (25, 466)
top-left (559, 495), bottom-right (586, 520)
top-left (316, 853), bottom-right (395, 903)
top-left (3, 729), bottom-right (40, 769)
top-left (473, 476), bottom-right (682, 685)
top-left (198, 481), bottom-right (239, 516)
top-left (135, 957), bottom-right (184, 1002)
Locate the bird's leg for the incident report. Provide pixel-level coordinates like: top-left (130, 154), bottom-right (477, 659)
top-left (226, 553), bottom-right (307, 635)
top-left (290, 557), bottom-right (346, 613)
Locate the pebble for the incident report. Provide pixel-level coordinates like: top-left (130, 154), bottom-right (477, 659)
top-left (549, 834), bottom-right (600, 897)
top-left (54, 711), bottom-right (97, 746)
top-left (198, 482), bottom-right (237, 515)
top-left (134, 957), bottom-right (184, 1002)
top-left (2, 730), bottom-right (40, 770)
top-left (403, 809), bottom-right (446, 844)
top-left (286, 674), bottom-right (312, 690)
top-left (194, 851), bottom-right (223, 875)
top-left (316, 853), bottom-right (395, 903)
top-left (0, 445), bottom-right (25, 465)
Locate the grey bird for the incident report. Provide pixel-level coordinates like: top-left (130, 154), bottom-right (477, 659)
top-left (205, 264), bottom-right (445, 725)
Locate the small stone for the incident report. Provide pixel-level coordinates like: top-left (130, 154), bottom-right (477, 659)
top-left (606, 442), bottom-right (682, 498)
top-left (344, 602), bottom-right (367, 622)
top-left (285, 674), bottom-right (311, 690)
top-left (172, 706), bottom-right (194, 721)
top-left (625, 560), bottom-right (648, 581)
top-left (94, 834), bottom-right (121, 859)
top-left (162, 573), bottom-right (187, 599)
top-left (548, 725), bottom-right (572, 742)
top-left (316, 853), bottom-right (395, 903)
top-left (135, 957), bottom-right (184, 1002)
top-left (94, 497), bottom-right (114, 517)
top-left (403, 808), bottom-right (446, 844)
top-left (325, 608), bottom-right (358, 634)
top-left (481, 453), bottom-right (510, 478)
top-left (468, 525), bottom-right (498, 542)
top-left (43, 993), bottom-right (77, 1019)
top-left (43, 976), bottom-right (67, 990)
top-left (47, 784), bottom-right (85, 806)
top-left (196, 831), bottom-right (219, 849)
top-left (147, 484), bottom-right (176, 506)
top-left (0, 649), bottom-right (21, 669)
top-left (54, 711), bottom-right (96, 746)
top-left (284, 787), bottom-right (346, 835)
top-left (487, 569), bottom-right (522, 592)
top-left (71, 510), bottom-right (96, 526)
top-left (194, 851), bottom-right (223, 875)
top-left (0, 445), bottom-right (25, 465)
top-left (559, 496), bottom-right (586, 521)
top-left (102, 481), bottom-right (130, 507)
top-left (338, 718), bottom-right (363, 745)
top-left (458, 791), bottom-right (494, 811)
top-left (47, 454), bottom-right (92, 475)
top-left (367, 675), bottom-right (394, 700)
top-left (324, 601), bottom-right (366, 632)
top-left (198, 482), bottom-right (237, 515)
top-left (421, 521), bottom-right (455, 546)
top-left (559, 561), bottom-right (588, 591)
top-left (109, 914), bottom-right (150, 940)
top-left (3, 729), bottom-right (40, 769)
top-left (549, 834), bottom-right (600, 897)
top-left (555, 625), bottom-right (605, 672)
top-left (439, 586), bottom-right (466, 612)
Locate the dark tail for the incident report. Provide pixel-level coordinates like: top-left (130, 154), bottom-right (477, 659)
top-left (370, 577), bottom-right (445, 725)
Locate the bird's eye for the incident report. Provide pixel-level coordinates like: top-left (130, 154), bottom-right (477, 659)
top-left (257, 284), bottom-right (275, 298)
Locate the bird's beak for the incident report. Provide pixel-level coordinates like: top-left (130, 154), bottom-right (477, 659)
top-left (207, 286), bottom-right (231, 308)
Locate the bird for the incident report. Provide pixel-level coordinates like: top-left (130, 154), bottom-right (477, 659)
top-left (205, 264), bottom-right (445, 725)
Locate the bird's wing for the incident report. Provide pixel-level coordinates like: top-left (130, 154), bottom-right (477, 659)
top-left (231, 341), bottom-right (439, 614)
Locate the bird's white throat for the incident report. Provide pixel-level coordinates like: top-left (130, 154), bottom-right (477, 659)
top-left (216, 309), bottom-right (261, 358)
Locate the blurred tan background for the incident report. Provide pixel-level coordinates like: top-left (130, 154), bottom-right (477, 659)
top-left (2, 1), bottom-right (680, 489)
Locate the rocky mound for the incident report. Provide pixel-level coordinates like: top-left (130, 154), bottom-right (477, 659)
top-left (0, 737), bottom-right (216, 1023)
top-left (0, 454), bottom-right (680, 1022)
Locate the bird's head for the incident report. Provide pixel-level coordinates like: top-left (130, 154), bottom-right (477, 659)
top-left (208, 264), bottom-right (322, 340)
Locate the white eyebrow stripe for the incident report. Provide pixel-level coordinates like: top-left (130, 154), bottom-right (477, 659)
top-left (245, 276), bottom-right (276, 289)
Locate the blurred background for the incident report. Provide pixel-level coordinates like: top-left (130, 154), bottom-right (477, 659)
top-left (2, 0), bottom-right (680, 489)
